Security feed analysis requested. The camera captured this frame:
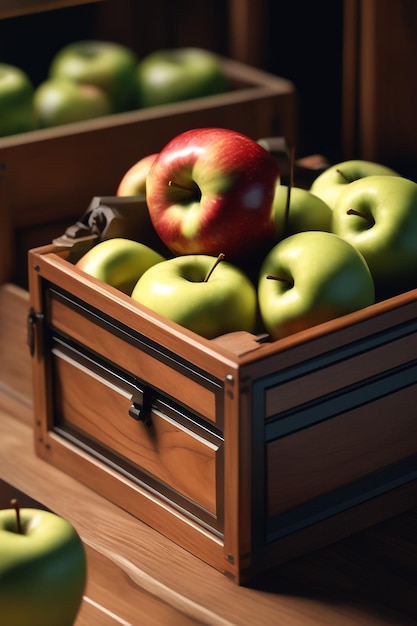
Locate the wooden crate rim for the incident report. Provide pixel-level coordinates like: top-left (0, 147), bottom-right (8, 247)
top-left (29, 243), bottom-right (417, 368)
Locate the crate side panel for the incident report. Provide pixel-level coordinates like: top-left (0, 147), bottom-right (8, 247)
top-left (52, 344), bottom-right (220, 516)
top-left (267, 381), bottom-right (417, 516)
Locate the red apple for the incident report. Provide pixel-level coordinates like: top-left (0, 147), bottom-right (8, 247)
top-left (116, 153), bottom-right (158, 197)
top-left (145, 127), bottom-right (280, 260)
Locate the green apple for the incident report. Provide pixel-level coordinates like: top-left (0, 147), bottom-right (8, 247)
top-left (0, 502), bottom-right (86, 626)
top-left (75, 237), bottom-right (166, 294)
top-left (34, 78), bottom-right (112, 128)
top-left (48, 40), bottom-right (139, 113)
top-left (272, 184), bottom-right (332, 240)
top-left (0, 63), bottom-right (37, 137)
top-left (136, 47), bottom-right (229, 107)
top-left (258, 231), bottom-right (375, 340)
top-left (310, 159), bottom-right (399, 210)
top-left (116, 153), bottom-right (158, 196)
top-left (331, 175), bottom-right (417, 295)
top-left (131, 254), bottom-right (257, 339)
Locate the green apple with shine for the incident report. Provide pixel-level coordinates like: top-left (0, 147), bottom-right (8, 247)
top-left (331, 175), bottom-right (417, 295)
top-left (34, 79), bottom-right (111, 127)
top-left (131, 254), bottom-right (257, 339)
top-left (48, 40), bottom-right (139, 113)
top-left (76, 237), bottom-right (166, 295)
top-left (258, 231), bottom-right (375, 340)
top-left (272, 184), bottom-right (332, 240)
top-left (0, 63), bottom-right (37, 137)
top-left (310, 159), bottom-right (398, 210)
top-left (0, 502), bottom-right (86, 626)
top-left (136, 47), bottom-right (229, 107)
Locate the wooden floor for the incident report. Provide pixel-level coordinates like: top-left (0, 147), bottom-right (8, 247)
top-left (1, 283), bottom-right (417, 626)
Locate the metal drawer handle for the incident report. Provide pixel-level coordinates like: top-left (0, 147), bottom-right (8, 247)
top-left (129, 385), bottom-right (153, 427)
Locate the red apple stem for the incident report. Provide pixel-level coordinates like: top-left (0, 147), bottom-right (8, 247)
top-left (11, 498), bottom-right (22, 534)
top-left (266, 274), bottom-right (294, 287)
top-left (347, 207), bottom-right (374, 225)
top-left (168, 180), bottom-right (196, 193)
top-left (204, 253), bottom-right (225, 282)
top-left (336, 168), bottom-right (352, 183)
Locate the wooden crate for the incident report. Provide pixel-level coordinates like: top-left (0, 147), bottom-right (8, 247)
top-left (0, 57), bottom-right (296, 286)
top-left (28, 223), bottom-right (417, 584)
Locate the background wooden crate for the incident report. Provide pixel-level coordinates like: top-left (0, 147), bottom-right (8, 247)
top-left (0, 57), bottom-right (296, 287)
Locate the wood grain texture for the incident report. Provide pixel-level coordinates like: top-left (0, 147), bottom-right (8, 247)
top-left (52, 345), bottom-right (219, 513)
top-left (267, 383), bottom-right (417, 516)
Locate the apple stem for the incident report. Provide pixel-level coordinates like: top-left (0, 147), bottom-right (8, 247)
top-left (347, 207), bottom-right (375, 225)
top-left (266, 274), bottom-right (294, 287)
top-left (336, 168), bottom-right (352, 183)
top-left (204, 253), bottom-right (225, 282)
top-left (168, 180), bottom-right (196, 193)
top-left (11, 498), bottom-right (23, 534)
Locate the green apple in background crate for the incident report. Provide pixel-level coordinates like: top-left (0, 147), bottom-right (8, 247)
top-left (0, 63), bottom-right (37, 137)
top-left (136, 47), bottom-right (229, 107)
top-left (34, 79), bottom-right (111, 127)
top-left (48, 40), bottom-right (139, 113)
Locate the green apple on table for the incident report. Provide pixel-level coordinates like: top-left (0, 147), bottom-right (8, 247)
top-left (0, 63), bottom-right (37, 137)
top-left (75, 237), bottom-right (166, 295)
top-left (136, 47), bottom-right (229, 107)
top-left (310, 159), bottom-right (399, 210)
top-left (117, 153), bottom-right (158, 196)
top-left (34, 79), bottom-right (111, 127)
top-left (146, 127), bottom-right (280, 261)
top-left (271, 184), bottom-right (332, 240)
top-left (331, 175), bottom-right (417, 296)
top-left (258, 231), bottom-right (375, 340)
top-left (48, 40), bottom-right (139, 113)
top-left (0, 500), bottom-right (86, 626)
top-left (131, 253), bottom-right (258, 339)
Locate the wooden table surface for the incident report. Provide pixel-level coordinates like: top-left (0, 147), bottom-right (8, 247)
top-left (1, 283), bottom-right (417, 626)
